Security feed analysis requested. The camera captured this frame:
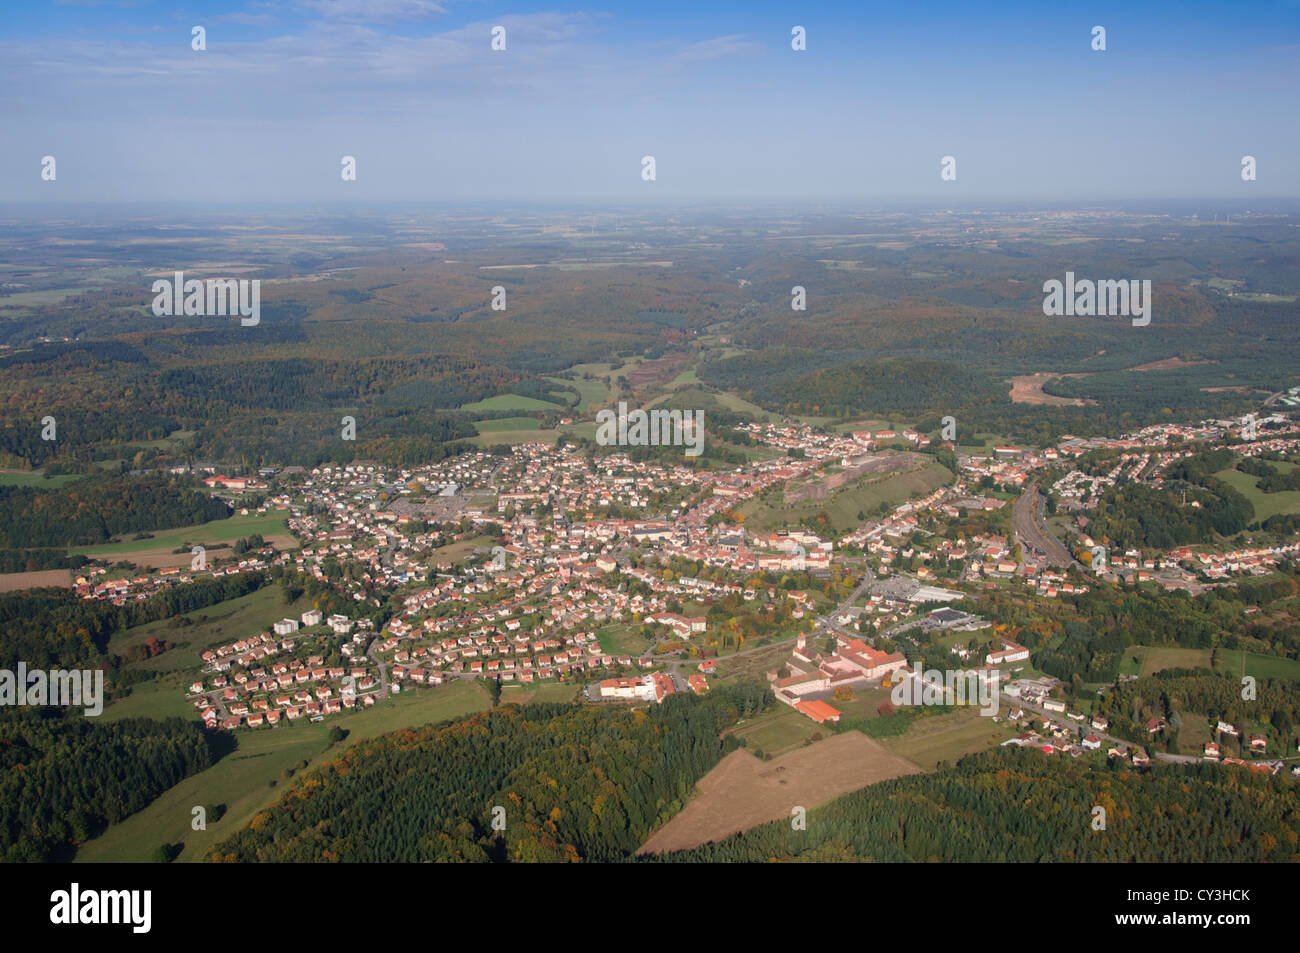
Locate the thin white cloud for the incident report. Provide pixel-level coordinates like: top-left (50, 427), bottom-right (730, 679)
top-left (674, 34), bottom-right (765, 64)
top-left (291, 0), bottom-right (449, 23)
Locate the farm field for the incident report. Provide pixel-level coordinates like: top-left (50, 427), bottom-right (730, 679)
top-left (1123, 646), bottom-right (1214, 677)
top-left (471, 416), bottom-right (543, 434)
top-left (0, 470), bottom-right (83, 488)
top-left (546, 374), bottom-right (610, 412)
top-left (458, 394), bottom-right (562, 413)
top-left (726, 703), bottom-right (824, 757)
top-left (470, 427), bottom-right (558, 448)
top-left (878, 708), bottom-right (1015, 770)
top-left (69, 509), bottom-right (294, 565)
top-left (0, 569), bottom-right (73, 591)
top-left (1215, 649), bottom-right (1300, 679)
top-left (75, 679), bottom-right (491, 863)
top-left (1121, 645), bottom-right (1300, 680)
top-left (637, 732), bottom-right (921, 855)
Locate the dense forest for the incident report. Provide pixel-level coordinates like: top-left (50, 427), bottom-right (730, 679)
top-left (1085, 482), bottom-right (1254, 549)
top-left (706, 354), bottom-right (1007, 418)
top-left (208, 681), bottom-right (770, 862)
top-left (0, 473), bottom-right (231, 548)
top-left (653, 746), bottom-right (1300, 862)
top-left (0, 710), bottom-right (218, 862)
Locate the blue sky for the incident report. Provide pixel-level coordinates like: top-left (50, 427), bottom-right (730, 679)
top-left (2, 0), bottom-right (1298, 202)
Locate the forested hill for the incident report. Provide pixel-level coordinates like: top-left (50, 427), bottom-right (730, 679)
top-left (1, 712), bottom-right (217, 863)
top-left (0, 473), bottom-right (231, 548)
top-left (652, 746), bottom-right (1300, 863)
top-left (208, 682), bottom-right (769, 863)
top-left (0, 573), bottom-right (270, 861)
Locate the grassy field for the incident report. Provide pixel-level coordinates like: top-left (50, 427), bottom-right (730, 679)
top-left (74, 679), bottom-right (491, 863)
top-left (727, 704), bottom-right (824, 757)
top-left (1123, 646), bottom-right (1213, 677)
top-left (471, 416), bottom-right (542, 434)
top-left (711, 638), bottom-right (798, 683)
top-left (0, 287), bottom-right (81, 307)
top-left (831, 418), bottom-right (891, 434)
top-left (1176, 713), bottom-right (1215, 753)
top-left (1121, 645), bottom-right (1300, 680)
top-left (878, 708), bottom-right (1014, 770)
top-left (459, 394), bottom-right (562, 413)
top-left (822, 685), bottom-right (894, 721)
top-left (428, 534), bottom-right (494, 566)
top-left (498, 681), bottom-right (579, 705)
top-left (101, 677), bottom-right (196, 722)
top-left (737, 460), bottom-right (952, 533)
top-left (1216, 649), bottom-right (1300, 679)
top-left (70, 509), bottom-right (292, 559)
top-left (546, 374), bottom-right (610, 413)
top-left (1214, 467), bottom-right (1300, 522)
top-left (470, 428), bottom-right (559, 448)
top-left (111, 585), bottom-right (314, 673)
top-left (595, 623), bottom-right (652, 656)
top-left (0, 470), bottom-right (83, 488)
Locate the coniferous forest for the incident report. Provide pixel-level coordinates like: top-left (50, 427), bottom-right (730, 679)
top-left (209, 682), bottom-right (769, 862)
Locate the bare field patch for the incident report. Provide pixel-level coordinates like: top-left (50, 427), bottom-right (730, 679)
top-left (1007, 373), bottom-right (1092, 406)
top-left (95, 532), bottom-right (297, 570)
top-left (1130, 357), bottom-right (1213, 372)
top-left (0, 569), bottom-right (72, 591)
top-left (784, 451), bottom-right (920, 504)
top-left (637, 731), bottom-right (920, 855)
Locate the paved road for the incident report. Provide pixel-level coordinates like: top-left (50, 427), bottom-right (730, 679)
top-left (814, 566), bottom-right (876, 640)
top-left (1009, 693), bottom-right (1199, 765)
top-left (365, 635), bottom-right (390, 700)
top-left (1012, 482), bottom-right (1079, 569)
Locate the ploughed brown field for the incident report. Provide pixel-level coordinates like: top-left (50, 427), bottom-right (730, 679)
top-left (0, 569), bottom-right (72, 592)
top-left (637, 731), bottom-right (921, 855)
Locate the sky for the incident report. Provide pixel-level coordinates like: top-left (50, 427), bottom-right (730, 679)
top-left (2, 0), bottom-right (1298, 203)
